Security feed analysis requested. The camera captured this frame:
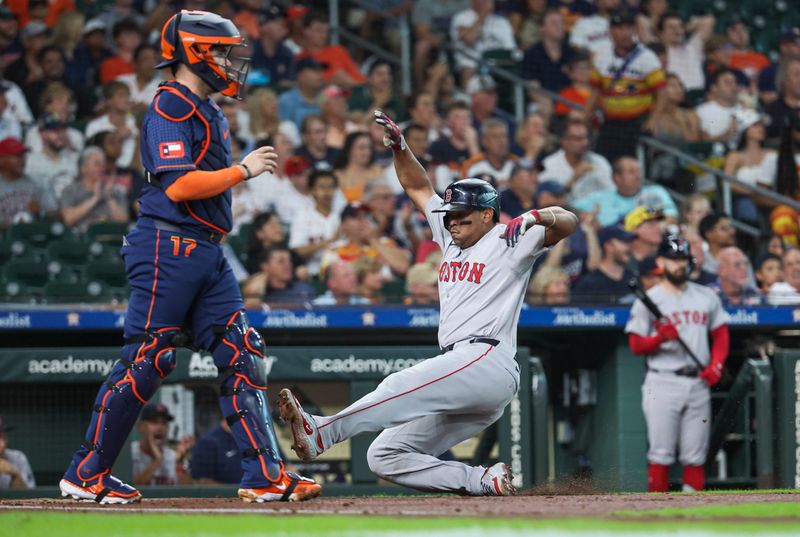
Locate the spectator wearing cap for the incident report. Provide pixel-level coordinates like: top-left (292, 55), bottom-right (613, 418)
top-left (0, 136), bottom-right (55, 229)
top-left (334, 131), bottom-right (385, 203)
top-left (270, 153), bottom-right (315, 225)
top-left (23, 44), bottom-right (67, 118)
top-left (321, 202), bottom-right (411, 278)
top-left (709, 246), bottom-right (762, 306)
top-left (765, 56), bottom-right (800, 141)
top-left (462, 118), bottom-right (516, 186)
top-left (534, 180), bottom-right (601, 282)
top-left (278, 56), bottom-right (324, 128)
top-left (250, 4), bottom-right (295, 90)
top-left (572, 156), bottom-right (678, 227)
top-left (98, 18), bottom-right (141, 85)
top-left (758, 29), bottom-right (800, 106)
top-left (521, 8), bottom-right (575, 93)
top-left (404, 261), bottom-right (440, 305)
top-left (116, 43), bottom-right (160, 111)
top-left (299, 11), bottom-right (366, 86)
top-left (313, 259), bottom-right (372, 306)
top-left (64, 18), bottom-right (111, 115)
top-left (572, 225), bottom-right (636, 303)
top-left (638, 255), bottom-right (663, 291)
top-left (349, 60), bottom-right (405, 121)
top-left (540, 119), bottom-right (614, 202)
top-left (500, 159), bottom-right (539, 219)
top-left (320, 85), bottom-right (358, 149)
top-left (290, 169), bottom-right (341, 277)
top-left (429, 101), bottom-right (480, 190)
top-left (698, 213), bottom-right (736, 274)
top-left (282, 5), bottom-right (310, 55)
top-left (585, 10), bottom-right (666, 162)
top-left (450, 0), bottom-right (516, 87)
top-left (5, 20), bottom-right (50, 88)
top-left (133, 403), bottom-right (194, 486)
top-left (685, 232), bottom-right (717, 286)
top-left (295, 114), bottom-right (339, 168)
top-left (725, 17), bottom-right (769, 84)
top-left (569, 0), bottom-right (619, 61)
top-left (85, 80), bottom-right (137, 168)
top-left (624, 205), bottom-right (664, 265)
top-left (0, 415), bottom-right (35, 489)
top-left (466, 74), bottom-right (516, 137)
top-left (695, 68), bottom-right (759, 151)
top-left (755, 253), bottom-right (783, 295)
top-left (768, 248), bottom-right (800, 305)
top-left (658, 11), bottom-right (715, 93)
top-left (59, 145), bottom-right (128, 232)
top-left (95, 0), bottom-right (144, 39)
top-left (6, 0), bottom-right (74, 29)
top-left (24, 111), bottom-right (78, 199)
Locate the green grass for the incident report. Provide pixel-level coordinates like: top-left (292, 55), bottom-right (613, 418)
top-left (3, 512), bottom-right (800, 536)
top-left (617, 501), bottom-right (800, 519)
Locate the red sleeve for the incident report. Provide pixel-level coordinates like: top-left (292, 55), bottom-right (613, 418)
top-left (165, 166), bottom-right (246, 202)
top-left (709, 325), bottom-right (729, 367)
top-left (629, 333), bottom-right (663, 355)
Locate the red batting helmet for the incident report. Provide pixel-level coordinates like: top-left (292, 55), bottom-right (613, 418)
top-left (157, 10), bottom-right (250, 99)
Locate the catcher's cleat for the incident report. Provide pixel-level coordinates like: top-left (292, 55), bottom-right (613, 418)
top-left (278, 388), bottom-right (326, 462)
top-left (59, 475), bottom-right (142, 504)
top-left (479, 462), bottom-right (517, 496)
top-left (238, 472), bottom-right (322, 502)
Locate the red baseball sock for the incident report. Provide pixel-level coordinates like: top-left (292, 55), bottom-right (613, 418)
top-left (682, 465), bottom-right (705, 491)
top-left (648, 464), bottom-right (669, 492)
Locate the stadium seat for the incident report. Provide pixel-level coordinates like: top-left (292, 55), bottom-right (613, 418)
top-left (0, 280), bottom-right (34, 304)
top-left (0, 238), bottom-right (28, 264)
top-left (46, 240), bottom-right (93, 270)
top-left (381, 279), bottom-right (407, 304)
top-left (86, 222), bottom-right (130, 246)
top-left (8, 221), bottom-right (72, 249)
top-left (43, 281), bottom-right (113, 304)
top-left (3, 259), bottom-right (53, 287)
top-left (84, 261), bottom-right (128, 288)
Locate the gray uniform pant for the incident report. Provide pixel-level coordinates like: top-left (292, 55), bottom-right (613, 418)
top-left (314, 340), bottom-right (519, 495)
top-left (642, 371), bottom-right (711, 466)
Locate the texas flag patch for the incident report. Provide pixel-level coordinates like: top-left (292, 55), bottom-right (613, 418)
top-left (159, 141), bottom-right (185, 159)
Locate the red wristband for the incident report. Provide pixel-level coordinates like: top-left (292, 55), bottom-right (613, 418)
top-left (530, 210), bottom-right (541, 224)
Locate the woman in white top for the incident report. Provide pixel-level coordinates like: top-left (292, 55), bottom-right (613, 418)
top-left (723, 117), bottom-right (777, 222)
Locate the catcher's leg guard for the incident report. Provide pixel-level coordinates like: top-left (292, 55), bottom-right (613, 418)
top-left (214, 312), bottom-right (285, 488)
top-left (63, 327), bottom-right (181, 486)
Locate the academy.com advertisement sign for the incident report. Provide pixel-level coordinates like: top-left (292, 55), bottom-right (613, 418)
top-left (0, 346), bottom-right (440, 383)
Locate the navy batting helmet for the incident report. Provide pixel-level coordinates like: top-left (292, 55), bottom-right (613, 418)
top-left (157, 10), bottom-right (250, 99)
top-left (658, 234), bottom-right (691, 260)
top-left (433, 178), bottom-right (500, 222)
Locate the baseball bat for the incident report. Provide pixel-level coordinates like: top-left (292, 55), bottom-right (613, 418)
top-left (627, 278), bottom-right (705, 370)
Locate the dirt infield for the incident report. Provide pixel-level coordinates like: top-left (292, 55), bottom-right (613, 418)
top-left (2, 492), bottom-right (799, 518)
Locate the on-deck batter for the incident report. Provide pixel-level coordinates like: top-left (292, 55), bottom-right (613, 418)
top-left (279, 110), bottom-right (578, 496)
top-left (625, 235), bottom-right (730, 492)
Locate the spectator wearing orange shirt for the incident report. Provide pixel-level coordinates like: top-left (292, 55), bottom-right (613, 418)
top-left (555, 51), bottom-right (592, 117)
top-left (6, 0), bottom-right (75, 28)
top-left (232, 0), bottom-right (262, 41)
top-left (724, 17), bottom-right (769, 84)
top-left (99, 19), bottom-right (141, 85)
top-left (298, 11), bottom-right (366, 87)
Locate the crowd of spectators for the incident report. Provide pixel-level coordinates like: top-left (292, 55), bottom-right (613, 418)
top-left (2, 0), bottom-right (800, 308)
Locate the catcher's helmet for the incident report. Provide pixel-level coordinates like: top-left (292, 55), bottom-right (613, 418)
top-left (433, 178), bottom-right (500, 222)
top-left (658, 234), bottom-right (691, 260)
top-left (157, 10), bottom-right (250, 99)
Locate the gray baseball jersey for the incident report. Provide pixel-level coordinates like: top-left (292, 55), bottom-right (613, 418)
top-left (625, 282), bottom-right (728, 370)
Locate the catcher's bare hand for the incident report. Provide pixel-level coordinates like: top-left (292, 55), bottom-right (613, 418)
top-left (240, 145), bottom-right (279, 178)
top-left (374, 109), bottom-right (405, 150)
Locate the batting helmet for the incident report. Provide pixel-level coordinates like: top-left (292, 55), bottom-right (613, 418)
top-left (657, 234), bottom-right (691, 260)
top-left (433, 178), bottom-right (500, 222)
top-left (157, 10), bottom-right (250, 99)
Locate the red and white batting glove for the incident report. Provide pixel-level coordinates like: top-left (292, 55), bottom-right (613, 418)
top-left (502, 210), bottom-right (549, 248)
top-left (654, 321), bottom-right (679, 343)
top-left (374, 109), bottom-right (405, 151)
top-left (699, 362), bottom-right (723, 387)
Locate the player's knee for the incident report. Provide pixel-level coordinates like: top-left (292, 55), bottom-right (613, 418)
top-left (118, 327), bottom-right (184, 401)
top-left (212, 311), bottom-right (267, 391)
top-left (366, 441), bottom-right (392, 476)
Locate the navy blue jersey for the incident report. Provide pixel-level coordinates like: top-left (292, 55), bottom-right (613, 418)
top-left (139, 80), bottom-right (234, 234)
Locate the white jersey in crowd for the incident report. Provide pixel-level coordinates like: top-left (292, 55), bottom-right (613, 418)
top-left (569, 15), bottom-right (612, 61)
top-left (425, 194), bottom-right (547, 349)
top-left (625, 282), bottom-right (728, 371)
top-left (539, 149), bottom-right (614, 202)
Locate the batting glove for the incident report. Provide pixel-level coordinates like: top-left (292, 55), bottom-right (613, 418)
top-left (699, 362), bottom-right (723, 387)
top-left (502, 210), bottom-right (543, 248)
top-left (654, 321), bottom-right (679, 342)
top-left (374, 109), bottom-right (405, 150)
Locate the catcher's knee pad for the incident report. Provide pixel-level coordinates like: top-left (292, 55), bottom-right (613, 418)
top-left (213, 311), bottom-right (283, 487)
top-left (71, 328), bottom-right (182, 482)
